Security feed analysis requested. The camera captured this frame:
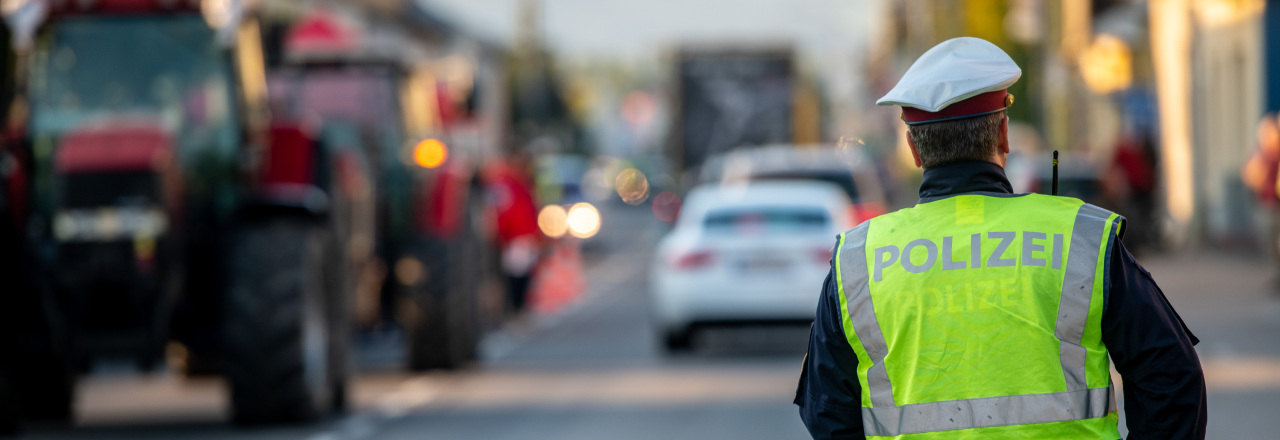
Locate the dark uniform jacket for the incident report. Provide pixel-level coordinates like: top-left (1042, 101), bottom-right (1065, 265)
top-left (795, 160), bottom-right (1207, 439)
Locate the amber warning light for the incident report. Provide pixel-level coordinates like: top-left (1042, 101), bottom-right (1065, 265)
top-left (414, 138), bottom-right (448, 168)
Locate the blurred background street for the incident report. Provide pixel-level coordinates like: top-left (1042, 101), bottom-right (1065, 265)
top-left (11, 204), bottom-right (1280, 439)
top-left (1, 0), bottom-right (1279, 438)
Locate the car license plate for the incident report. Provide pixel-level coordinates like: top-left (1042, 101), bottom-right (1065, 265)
top-left (737, 257), bottom-right (790, 272)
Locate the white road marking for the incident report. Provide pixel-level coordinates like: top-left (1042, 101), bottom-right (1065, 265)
top-left (371, 376), bottom-right (445, 417)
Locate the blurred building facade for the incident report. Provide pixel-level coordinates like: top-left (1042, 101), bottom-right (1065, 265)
top-left (1150, 0), bottom-right (1265, 248)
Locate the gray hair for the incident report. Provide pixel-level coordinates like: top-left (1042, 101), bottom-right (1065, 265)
top-left (907, 111), bottom-right (1005, 168)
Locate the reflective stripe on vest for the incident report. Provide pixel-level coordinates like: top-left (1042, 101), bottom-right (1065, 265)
top-left (1058, 204), bottom-right (1113, 392)
top-left (836, 198), bottom-right (1121, 437)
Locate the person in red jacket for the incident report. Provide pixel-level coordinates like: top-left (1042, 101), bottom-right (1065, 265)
top-left (1243, 114), bottom-right (1280, 292)
top-left (485, 153), bottom-right (542, 313)
top-left (1106, 132), bottom-right (1159, 253)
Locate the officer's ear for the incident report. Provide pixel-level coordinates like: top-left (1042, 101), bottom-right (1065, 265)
top-left (906, 130), bottom-right (923, 168)
top-left (998, 115), bottom-right (1010, 156)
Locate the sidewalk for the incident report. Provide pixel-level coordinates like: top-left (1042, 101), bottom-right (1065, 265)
top-left (1137, 252), bottom-right (1280, 438)
top-left (1141, 252), bottom-right (1280, 360)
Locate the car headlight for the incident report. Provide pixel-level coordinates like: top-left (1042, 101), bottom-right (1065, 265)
top-left (538, 205), bottom-right (569, 238)
top-left (566, 202), bottom-right (600, 239)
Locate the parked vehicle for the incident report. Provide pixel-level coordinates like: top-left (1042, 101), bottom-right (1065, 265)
top-left (650, 181), bottom-right (852, 352)
top-left (0, 0), bottom-right (354, 426)
top-left (264, 3), bottom-right (501, 370)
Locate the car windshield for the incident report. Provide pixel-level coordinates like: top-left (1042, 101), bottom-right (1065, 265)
top-left (29, 16), bottom-right (238, 157)
top-left (751, 171), bottom-right (860, 202)
top-left (703, 207), bottom-right (829, 235)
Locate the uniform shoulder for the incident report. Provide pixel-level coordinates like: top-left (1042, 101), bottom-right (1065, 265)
top-left (1031, 195), bottom-right (1126, 237)
top-left (1020, 192), bottom-right (1089, 208)
top-left (1017, 193), bottom-right (1125, 218)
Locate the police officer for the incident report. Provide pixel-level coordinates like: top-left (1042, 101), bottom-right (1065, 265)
top-left (795, 37), bottom-right (1206, 439)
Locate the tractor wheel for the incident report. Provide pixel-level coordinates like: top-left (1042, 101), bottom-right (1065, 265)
top-left (404, 247), bottom-right (476, 371)
top-left (0, 350), bottom-right (74, 431)
top-left (405, 197), bottom-right (485, 371)
top-left (223, 220), bottom-right (336, 424)
top-left (404, 236), bottom-right (481, 368)
top-left (451, 192), bottom-right (490, 363)
top-left (0, 218), bottom-right (22, 434)
top-left (405, 279), bottom-right (453, 371)
top-left (322, 218), bottom-right (352, 413)
top-left (0, 365), bottom-right (14, 436)
top-left (10, 351), bottom-right (74, 423)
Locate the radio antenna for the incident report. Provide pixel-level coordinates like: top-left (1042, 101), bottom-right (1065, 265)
top-left (1051, 150), bottom-right (1059, 196)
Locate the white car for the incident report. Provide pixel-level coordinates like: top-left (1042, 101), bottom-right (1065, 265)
top-left (650, 181), bottom-right (852, 352)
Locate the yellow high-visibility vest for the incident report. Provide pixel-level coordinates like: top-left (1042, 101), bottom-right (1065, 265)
top-left (834, 193), bottom-right (1123, 439)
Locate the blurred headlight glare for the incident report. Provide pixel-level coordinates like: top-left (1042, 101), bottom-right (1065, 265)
top-left (615, 168), bottom-right (649, 205)
top-left (566, 202), bottom-right (600, 239)
top-left (538, 205), bottom-right (569, 238)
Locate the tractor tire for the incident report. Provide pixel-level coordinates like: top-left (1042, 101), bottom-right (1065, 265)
top-left (405, 279), bottom-right (454, 371)
top-left (10, 351), bottom-right (74, 423)
top-left (0, 246), bottom-right (73, 428)
top-left (404, 246), bottom-right (476, 371)
top-left (322, 218), bottom-right (352, 413)
top-left (452, 192), bottom-right (489, 363)
top-left (223, 220), bottom-right (338, 424)
top-left (405, 195), bottom-right (485, 371)
top-left (0, 366), bottom-right (14, 436)
top-left (0, 215), bottom-right (21, 435)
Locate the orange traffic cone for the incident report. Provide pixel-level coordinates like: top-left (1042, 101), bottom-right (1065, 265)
top-left (528, 239), bottom-right (586, 313)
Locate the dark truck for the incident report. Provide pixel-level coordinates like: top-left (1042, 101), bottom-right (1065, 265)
top-left (0, 0), bottom-right (364, 427)
top-left (669, 46), bottom-right (797, 181)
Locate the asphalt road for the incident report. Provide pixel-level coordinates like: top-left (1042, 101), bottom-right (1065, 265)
top-left (15, 203), bottom-right (1280, 439)
top-left (17, 203), bottom-right (811, 440)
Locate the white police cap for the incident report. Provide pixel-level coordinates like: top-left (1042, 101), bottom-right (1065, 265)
top-left (876, 37), bottom-right (1021, 125)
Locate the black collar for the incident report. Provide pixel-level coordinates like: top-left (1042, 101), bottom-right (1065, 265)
top-left (918, 160), bottom-right (1015, 203)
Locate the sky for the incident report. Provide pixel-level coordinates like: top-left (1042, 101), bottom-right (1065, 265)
top-left (416, 0), bottom-right (882, 59)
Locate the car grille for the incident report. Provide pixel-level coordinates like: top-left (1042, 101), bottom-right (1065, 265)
top-left (59, 171), bottom-right (160, 209)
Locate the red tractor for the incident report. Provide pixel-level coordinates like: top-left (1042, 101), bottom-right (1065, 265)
top-left (261, 2), bottom-right (503, 371)
top-left (0, 0), bottom-right (363, 428)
